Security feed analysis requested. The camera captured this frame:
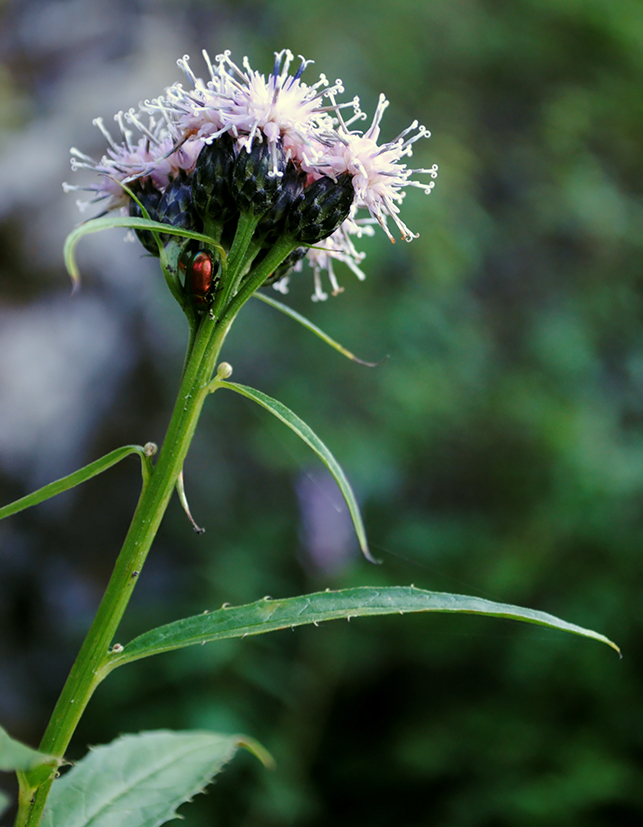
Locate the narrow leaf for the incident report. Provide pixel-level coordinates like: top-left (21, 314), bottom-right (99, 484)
top-left (216, 380), bottom-right (375, 562)
top-left (176, 469), bottom-right (205, 534)
top-left (41, 730), bottom-right (264, 827)
top-left (0, 445), bottom-right (153, 522)
top-left (253, 291), bottom-right (384, 366)
top-left (64, 216), bottom-right (224, 288)
top-left (104, 586), bottom-right (620, 673)
top-left (0, 725), bottom-right (59, 772)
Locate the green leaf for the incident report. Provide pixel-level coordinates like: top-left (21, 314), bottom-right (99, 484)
top-left (215, 380), bottom-right (376, 562)
top-left (253, 290), bottom-right (384, 366)
top-left (103, 586), bottom-right (620, 673)
top-left (41, 730), bottom-right (267, 827)
top-left (0, 725), bottom-right (59, 773)
top-left (0, 788), bottom-right (10, 818)
top-left (63, 216), bottom-right (225, 288)
top-left (0, 444), bottom-right (154, 522)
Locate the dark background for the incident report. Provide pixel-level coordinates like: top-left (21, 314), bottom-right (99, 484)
top-left (1, 1), bottom-right (642, 825)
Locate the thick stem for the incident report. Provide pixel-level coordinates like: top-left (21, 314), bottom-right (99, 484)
top-left (15, 311), bottom-right (233, 827)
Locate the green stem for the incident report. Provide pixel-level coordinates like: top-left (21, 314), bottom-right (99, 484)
top-left (15, 310), bottom-right (234, 827)
top-left (213, 212), bottom-right (262, 316)
top-left (227, 212), bottom-right (261, 276)
top-left (220, 236), bottom-right (298, 328)
top-left (14, 219), bottom-right (296, 826)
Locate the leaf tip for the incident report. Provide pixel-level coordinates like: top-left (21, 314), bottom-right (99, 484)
top-left (361, 544), bottom-right (382, 565)
top-left (352, 353), bottom-right (390, 368)
top-left (608, 639), bottom-right (622, 658)
top-left (237, 737), bottom-right (275, 770)
top-left (589, 630), bottom-right (621, 657)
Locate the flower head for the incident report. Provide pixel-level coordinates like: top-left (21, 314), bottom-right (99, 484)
top-left (65, 48), bottom-right (437, 300)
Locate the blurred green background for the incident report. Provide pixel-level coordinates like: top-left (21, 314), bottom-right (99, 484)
top-left (1, 0), bottom-right (642, 824)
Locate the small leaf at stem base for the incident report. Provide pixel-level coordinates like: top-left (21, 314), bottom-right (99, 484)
top-left (0, 725), bottom-right (60, 773)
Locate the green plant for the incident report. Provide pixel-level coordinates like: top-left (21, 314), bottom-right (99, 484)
top-left (0, 48), bottom-right (618, 827)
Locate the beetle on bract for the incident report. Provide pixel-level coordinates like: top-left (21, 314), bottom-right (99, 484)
top-left (181, 249), bottom-right (219, 312)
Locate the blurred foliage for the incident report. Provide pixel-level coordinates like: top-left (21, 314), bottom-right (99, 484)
top-left (1, 0), bottom-right (643, 825)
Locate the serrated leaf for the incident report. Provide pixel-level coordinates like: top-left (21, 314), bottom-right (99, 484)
top-left (0, 445), bottom-right (151, 522)
top-left (253, 291), bottom-right (383, 366)
top-left (216, 380), bottom-right (376, 562)
top-left (63, 216), bottom-right (224, 288)
top-left (104, 586), bottom-right (619, 673)
top-left (0, 725), bottom-right (59, 772)
top-left (41, 730), bottom-right (263, 827)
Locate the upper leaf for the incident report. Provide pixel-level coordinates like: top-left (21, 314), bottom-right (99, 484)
top-left (253, 290), bottom-right (383, 366)
top-left (0, 725), bottom-right (59, 773)
top-left (103, 586), bottom-right (620, 674)
top-left (41, 730), bottom-right (264, 827)
top-left (0, 445), bottom-right (153, 523)
top-left (63, 216), bottom-right (225, 288)
top-left (215, 380), bottom-right (377, 562)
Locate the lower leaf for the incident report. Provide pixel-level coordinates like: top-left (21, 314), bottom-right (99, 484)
top-left (0, 445), bottom-right (153, 522)
top-left (41, 730), bottom-right (264, 827)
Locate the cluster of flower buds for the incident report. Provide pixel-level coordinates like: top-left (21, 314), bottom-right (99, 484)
top-left (65, 49), bottom-right (438, 302)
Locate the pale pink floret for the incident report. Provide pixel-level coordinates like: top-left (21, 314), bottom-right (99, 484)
top-left (215, 50), bottom-right (337, 161)
top-left (159, 49), bottom-right (355, 177)
top-left (64, 109), bottom-right (203, 212)
top-left (155, 64), bottom-right (227, 142)
top-left (322, 94), bottom-right (438, 242)
top-left (144, 134), bottom-right (204, 190)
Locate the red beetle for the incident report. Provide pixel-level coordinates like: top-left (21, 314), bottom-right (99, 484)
top-left (182, 250), bottom-right (218, 310)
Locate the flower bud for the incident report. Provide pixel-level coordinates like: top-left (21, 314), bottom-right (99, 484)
top-left (256, 162), bottom-right (307, 242)
top-left (130, 173), bottom-right (200, 255)
top-left (129, 186), bottom-right (163, 255)
top-left (157, 174), bottom-right (198, 242)
top-left (285, 173), bottom-right (354, 245)
top-left (216, 362), bottom-right (233, 380)
top-left (192, 134), bottom-right (236, 225)
top-left (231, 139), bottom-right (286, 215)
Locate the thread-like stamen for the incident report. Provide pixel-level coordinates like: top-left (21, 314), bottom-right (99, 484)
top-left (177, 55), bottom-right (200, 88)
top-left (125, 109), bottom-right (161, 146)
top-left (92, 118), bottom-right (118, 151)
